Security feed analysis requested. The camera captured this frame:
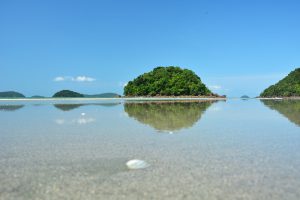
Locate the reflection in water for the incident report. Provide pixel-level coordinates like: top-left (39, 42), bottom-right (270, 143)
top-left (55, 117), bottom-right (96, 125)
top-left (54, 103), bottom-right (121, 111)
top-left (0, 105), bottom-right (24, 112)
top-left (261, 100), bottom-right (300, 127)
top-left (124, 101), bottom-right (216, 132)
top-left (54, 104), bottom-right (84, 111)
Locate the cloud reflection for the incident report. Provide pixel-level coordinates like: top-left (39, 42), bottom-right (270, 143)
top-left (55, 117), bottom-right (96, 125)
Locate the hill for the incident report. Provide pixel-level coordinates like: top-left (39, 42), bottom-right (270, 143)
top-left (84, 93), bottom-right (121, 98)
top-left (0, 91), bottom-right (25, 98)
top-left (53, 90), bottom-right (84, 98)
top-left (124, 66), bottom-right (213, 97)
top-left (260, 68), bottom-right (300, 97)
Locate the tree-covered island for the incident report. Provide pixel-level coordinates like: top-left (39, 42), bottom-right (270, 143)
top-left (52, 90), bottom-right (84, 98)
top-left (0, 91), bottom-right (25, 98)
top-left (260, 68), bottom-right (300, 97)
top-left (124, 66), bottom-right (222, 97)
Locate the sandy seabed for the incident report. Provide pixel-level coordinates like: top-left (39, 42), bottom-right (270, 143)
top-left (1, 99), bottom-right (300, 200)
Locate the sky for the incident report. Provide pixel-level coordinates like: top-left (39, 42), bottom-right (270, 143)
top-left (0, 0), bottom-right (299, 97)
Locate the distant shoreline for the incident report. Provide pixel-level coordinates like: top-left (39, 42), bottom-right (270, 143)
top-left (258, 97), bottom-right (300, 100)
top-left (0, 97), bottom-right (227, 101)
top-left (1, 96), bottom-right (299, 101)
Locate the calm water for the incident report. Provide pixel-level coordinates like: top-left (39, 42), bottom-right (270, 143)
top-left (0, 99), bottom-right (299, 200)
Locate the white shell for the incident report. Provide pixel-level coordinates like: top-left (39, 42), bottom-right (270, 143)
top-left (81, 113), bottom-right (86, 116)
top-left (126, 159), bottom-right (150, 170)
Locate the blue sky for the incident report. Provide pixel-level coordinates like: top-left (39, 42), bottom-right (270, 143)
top-left (0, 0), bottom-right (299, 97)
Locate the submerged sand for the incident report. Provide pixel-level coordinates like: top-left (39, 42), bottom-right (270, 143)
top-left (0, 99), bottom-right (300, 199)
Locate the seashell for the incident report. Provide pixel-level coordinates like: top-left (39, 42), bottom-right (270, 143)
top-left (126, 159), bottom-right (150, 170)
top-left (81, 112), bottom-right (86, 116)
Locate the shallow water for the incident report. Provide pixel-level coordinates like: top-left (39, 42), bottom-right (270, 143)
top-left (0, 99), bottom-right (300, 200)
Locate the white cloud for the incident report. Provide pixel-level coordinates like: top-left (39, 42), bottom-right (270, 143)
top-left (73, 76), bottom-right (95, 82)
top-left (209, 85), bottom-right (222, 90)
top-left (53, 76), bottom-right (96, 82)
top-left (54, 76), bottom-right (65, 82)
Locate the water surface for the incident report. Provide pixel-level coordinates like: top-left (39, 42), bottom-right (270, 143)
top-left (0, 99), bottom-right (300, 199)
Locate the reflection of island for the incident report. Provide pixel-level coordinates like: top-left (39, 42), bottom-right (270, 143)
top-left (54, 103), bottom-right (121, 111)
top-left (124, 101), bottom-right (216, 132)
top-left (261, 100), bottom-right (300, 126)
top-left (0, 105), bottom-right (24, 112)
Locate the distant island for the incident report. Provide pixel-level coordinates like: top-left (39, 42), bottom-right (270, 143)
top-left (241, 95), bottom-right (250, 99)
top-left (260, 68), bottom-right (300, 97)
top-left (52, 90), bottom-right (121, 98)
top-left (53, 90), bottom-right (84, 98)
top-left (0, 91), bottom-right (25, 98)
top-left (30, 95), bottom-right (45, 98)
top-left (124, 66), bottom-right (223, 97)
top-left (84, 93), bottom-right (121, 98)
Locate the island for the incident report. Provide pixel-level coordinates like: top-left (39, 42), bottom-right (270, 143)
top-left (124, 66), bottom-right (222, 97)
top-left (241, 95), bottom-right (250, 99)
top-left (260, 68), bottom-right (300, 98)
top-left (30, 95), bottom-right (45, 98)
top-left (84, 93), bottom-right (121, 98)
top-left (52, 90), bottom-right (84, 98)
top-left (0, 91), bottom-right (25, 98)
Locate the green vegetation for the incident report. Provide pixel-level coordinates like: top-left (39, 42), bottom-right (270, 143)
top-left (0, 91), bottom-right (25, 98)
top-left (124, 66), bottom-right (213, 96)
top-left (261, 100), bottom-right (300, 126)
top-left (260, 68), bottom-right (300, 97)
top-left (124, 101), bottom-right (215, 132)
top-left (53, 90), bottom-right (84, 98)
top-left (84, 93), bottom-right (121, 98)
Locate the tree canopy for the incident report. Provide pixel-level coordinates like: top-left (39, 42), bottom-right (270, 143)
top-left (124, 66), bottom-right (212, 96)
top-left (260, 68), bottom-right (300, 97)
